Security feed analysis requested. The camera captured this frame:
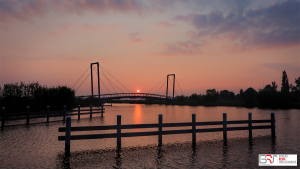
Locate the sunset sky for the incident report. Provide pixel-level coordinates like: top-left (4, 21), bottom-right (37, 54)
top-left (0, 0), bottom-right (299, 96)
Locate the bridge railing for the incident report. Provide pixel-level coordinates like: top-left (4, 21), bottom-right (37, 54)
top-left (58, 112), bottom-right (275, 151)
top-left (76, 93), bottom-right (168, 100)
top-left (1, 105), bottom-right (105, 127)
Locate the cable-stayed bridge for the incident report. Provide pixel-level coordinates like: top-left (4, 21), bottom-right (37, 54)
top-left (76, 93), bottom-right (167, 101)
top-left (72, 62), bottom-right (184, 102)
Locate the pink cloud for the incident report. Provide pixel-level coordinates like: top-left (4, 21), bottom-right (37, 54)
top-left (61, 0), bottom-right (144, 15)
top-left (172, 13), bottom-right (197, 22)
top-left (0, 0), bottom-right (49, 22)
top-left (128, 31), bottom-right (152, 44)
top-left (81, 23), bottom-right (123, 32)
top-left (0, 0), bottom-right (168, 23)
top-left (160, 40), bottom-right (202, 55)
top-left (47, 22), bottom-right (73, 36)
top-left (43, 23), bottom-right (123, 36)
top-left (0, 24), bottom-right (9, 31)
top-left (129, 32), bottom-right (142, 43)
top-left (174, 0), bottom-right (300, 51)
top-left (156, 21), bottom-right (175, 28)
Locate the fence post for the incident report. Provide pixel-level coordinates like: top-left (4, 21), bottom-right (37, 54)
top-left (223, 113), bottom-right (227, 140)
top-left (90, 105), bottom-right (92, 119)
top-left (158, 114), bottom-right (163, 147)
top-left (192, 114), bottom-right (196, 143)
top-left (248, 112), bottom-right (252, 139)
top-left (271, 112), bottom-right (275, 138)
top-left (101, 104), bottom-right (104, 117)
top-left (2, 107), bottom-right (5, 127)
top-left (65, 116), bottom-right (71, 152)
top-left (27, 106), bottom-right (30, 125)
top-left (78, 105), bottom-right (80, 120)
top-left (47, 106), bottom-right (50, 122)
top-left (117, 115), bottom-right (121, 149)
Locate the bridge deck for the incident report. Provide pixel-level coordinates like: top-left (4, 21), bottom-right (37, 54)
top-left (76, 93), bottom-right (173, 100)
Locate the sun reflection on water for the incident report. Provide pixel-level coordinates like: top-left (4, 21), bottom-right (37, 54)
top-left (133, 104), bottom-right (143, 124)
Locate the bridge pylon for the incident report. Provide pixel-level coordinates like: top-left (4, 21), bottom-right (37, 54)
top-left (91, 62), bottom-right (100, 102)
top-left (166, 74), bottom-right (175, 105)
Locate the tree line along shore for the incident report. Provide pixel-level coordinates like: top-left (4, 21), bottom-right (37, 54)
top-left (0, 71), bottom-right (299, 113)
top-left (174, 71), bottom-right (299, 109)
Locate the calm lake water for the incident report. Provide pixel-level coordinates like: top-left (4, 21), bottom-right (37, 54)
top-left (0, 104), bottom-right (299, 168)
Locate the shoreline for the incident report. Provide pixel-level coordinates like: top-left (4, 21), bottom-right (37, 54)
top-left (75, 99), bottom-right (300, 110)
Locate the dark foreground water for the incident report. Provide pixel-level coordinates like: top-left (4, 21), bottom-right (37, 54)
top-left (0, 104), bottom-right (299, 168)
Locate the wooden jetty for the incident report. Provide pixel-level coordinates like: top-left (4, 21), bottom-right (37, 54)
top-left (1, 105), bottom-right (105, 127)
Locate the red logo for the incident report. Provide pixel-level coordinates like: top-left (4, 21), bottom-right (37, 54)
top-left (266, 155), bottom-right (273, 164)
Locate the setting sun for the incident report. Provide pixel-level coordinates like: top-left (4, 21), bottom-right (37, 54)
top-left (137, 90), bottom-right (140, 93)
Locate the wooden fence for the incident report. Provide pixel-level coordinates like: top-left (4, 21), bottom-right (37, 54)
top-left (1, 105), bottom-right (105, 127)
top-left (58, 112), bottom-right (275, 151)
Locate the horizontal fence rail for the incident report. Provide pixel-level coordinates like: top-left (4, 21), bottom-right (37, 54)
top-left (58, 112), bottom-right (275, 151)
top-left (1, 105), bottom-right (105, 127)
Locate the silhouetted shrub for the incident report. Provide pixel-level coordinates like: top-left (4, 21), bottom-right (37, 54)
top-left (0, 82), bottom-right (75, 113)
top-left (176, 95), bottom-right (186, 103)
top-left (243, 87), bottom-right (257, 107)
top-left (203, 89), bottom-right (219, 104)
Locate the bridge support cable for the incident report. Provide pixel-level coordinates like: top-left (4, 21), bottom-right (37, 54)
top-left (147, 76), bottom-right (167, 94)
top-left (90, 63), bottom-right (132, 98)
top-left (96, 68), bottom-right (127, 94)
top-left (100, 78), bottom-right (110, 94)
top-left (94, 68), bottom-right (117, 93)
top-left (174, 91), bottom-right (178, 97)
top-left (94, 64), bottom-right (132, 96)
top-left (169, 78), bottom-right (179, 97)
top-left (98, 67), bottom-right (120, 93)
top-left (75, 72), bottom-right (91, 92)
top-left (153, 78), bottom-right (167, 95)
top-left (168, 79), bottom-right (177, 96)
top-left (74, 63), bottom-right (133, 98)
top-left (72, 66), bottom-right (90, 90)
top-left (99, 64), bottom-right (131, 93)
top-left (175, 78), bottom-right (184, 96)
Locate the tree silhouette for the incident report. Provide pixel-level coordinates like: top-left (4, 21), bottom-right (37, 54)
top-left (220, 90), bottom-right (235, 101)
top-left (0, 82), bottom-right (75, 113)
top-left (281, 70), bottom-right (290, 93)
top-left (176, 95), bottom-right (185, 103)
top-left (263, 81), bottom-right (277, 91)
top-left (244, 87), bottom-right (257, 107)
top-left (271, 81), bottom-right (277, 91)
top-left (295, 76), bottom-right (300, 90)
top-left (240, 89), bottom-right (244, 96)
top-left (203, 89), bottom-right (219, 103)
top-left (189, 93), bottom-right (199, 100)
top-left (263, 84), bottom-right (272, 91)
